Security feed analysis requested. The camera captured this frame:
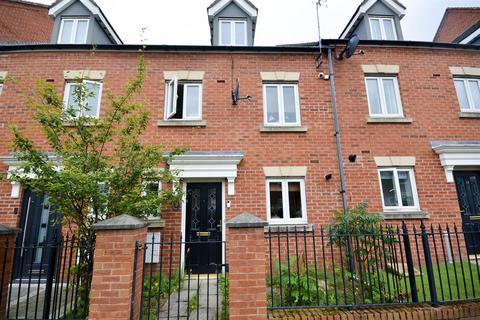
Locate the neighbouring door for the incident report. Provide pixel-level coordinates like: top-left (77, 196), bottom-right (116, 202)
top-left (13, 190), bottom-right (61, 279)
top-left (185, 183), bottom-right (222, 274)
top-left (454, 171), bottom-right (480, 255)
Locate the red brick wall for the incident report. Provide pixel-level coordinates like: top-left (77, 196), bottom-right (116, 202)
top-left (434, 8), bottom-right (480, 43)
top-left (0, 0), bottom-right (53, 43)
top-left (0, 46), bottom-right (478, 235)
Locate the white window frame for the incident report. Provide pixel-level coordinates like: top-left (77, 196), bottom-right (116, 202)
top-left (266, 178), bottom-right (307, 225)
top-left (63, 80), bottom-right (102, 119)
top-left (365, 76), bottom-right (404, 118)
top-left (369, 17), bottom-right (398, 40)
top-left (57, 18), bottom-right (90, 44)
top-left (454, 78), bottom-right (480, 113)
top-left (377, 167), bottom-right (420, 212)
top-left (0, 83), bottom-right (3, 96)
top-left (218, 19), bottom-right (247, 46)
top-left (164, 78), bottom-right (203, 121)
top-left (263, 83), bottom-right (301, 126)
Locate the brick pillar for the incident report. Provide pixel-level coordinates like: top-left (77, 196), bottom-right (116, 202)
top-left (226, 213), bottom-right (268, 320)
top-left (89, 214), bottom-right (147, 320)
top-left (0, 225), bottom-right (19, 319)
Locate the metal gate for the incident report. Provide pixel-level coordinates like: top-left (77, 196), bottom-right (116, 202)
top-left (1, 234), bottom-right (94, 320)
top-left (135, 234), bottom-right (229, 320)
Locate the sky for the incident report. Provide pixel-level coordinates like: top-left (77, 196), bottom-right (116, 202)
top-left (38, 0), bottom-right (480, 45)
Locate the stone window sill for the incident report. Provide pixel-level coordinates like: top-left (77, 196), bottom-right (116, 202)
top-left (264, 224), bottom-right (312, 233)
top-left (381, 211), bottom-right (429, 220)
top-left (366, 117), bottom-right (412, 124)
top-left (63, 121), bottom-right (96, 127)
top-left (157, 120), bottom-right (207, 127)
top-left (459, 112), bottom-right (480, 118)
top-left (260, 126), bottom-right (308, 132)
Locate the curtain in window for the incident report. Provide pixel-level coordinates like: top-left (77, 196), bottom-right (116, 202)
top-left (60, 20), bottom-right (74, 43)
top-left (185, 85), bottom-right (200, 117)
top-left (266, 86), bottom-right (280, 123)
top-left (282, 86), bottom-right (297, 123)
top-left (85, 82), bottom-right (100, 117)
top-left (370, 19), bottom-right (382, 40)
top-left (75, 20), bottom-right (88, 43)
top-left (383, 19), bottom-right (396, 40)
top-left (468, 80), bottom-right (480, 110)
top-left (221, 21), bottom-right (231, 45)
top-left (383, 79), bottom-right (399, 115)
top-left (454, 80), bottom-right (469, 110)
top-left (366, 79), bottom-right (382, 115)
top-left (234, 22), bottom-right (245, 45)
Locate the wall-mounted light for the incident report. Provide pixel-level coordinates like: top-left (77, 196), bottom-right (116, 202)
top-left (348, 154), bottom-right (357, 163)
top-left (325, 173), bottom-right (332, 180)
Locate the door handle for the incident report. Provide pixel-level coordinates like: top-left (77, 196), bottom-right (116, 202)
top-left (470, 216), bottom-right (480, 221)
top-left (196, 231), bottom-right (211, 237)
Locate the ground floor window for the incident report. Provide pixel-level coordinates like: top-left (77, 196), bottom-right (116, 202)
top-left (378, 167), bottom-right (420, 212)
top-left (266, 179), bottom-right (307, 224)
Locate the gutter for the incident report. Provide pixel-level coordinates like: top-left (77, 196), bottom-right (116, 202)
top-left (0, 39), bottom-right (479, 54)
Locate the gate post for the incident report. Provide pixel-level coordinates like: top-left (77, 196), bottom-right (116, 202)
top-left (89, 215), bottom-right (147, 320)
top-left (0, 225), bottom-right (19, 319)
top-left (226, 213), bottom-right (268, 320)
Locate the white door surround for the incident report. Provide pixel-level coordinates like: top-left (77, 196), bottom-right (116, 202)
top-left (431, 141), bottom-right (480, 182)
top-left (168, 151), bottom-right (244, 195)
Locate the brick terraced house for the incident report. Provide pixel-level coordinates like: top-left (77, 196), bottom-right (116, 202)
top-left (0, 0), bottom-right (479, 284)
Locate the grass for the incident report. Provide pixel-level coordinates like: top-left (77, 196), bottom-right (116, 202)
top-left (267, 261), bottom-right (480, 308)
top-left (390, 261), bottom-right (480, 302)
top-left (141, 270), bottom-right (184, 318)
top-left (187, 293), bottom-right (199, 315)
top-left (219, 274), bottom-right (229, 319)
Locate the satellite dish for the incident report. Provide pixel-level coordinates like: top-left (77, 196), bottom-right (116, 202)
top-left (337, 34), bottom-right (360, 60)
top-left (231, 78), bottom-right (251, 106)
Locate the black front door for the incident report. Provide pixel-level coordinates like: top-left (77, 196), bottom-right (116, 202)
top-left (185, 183), bottom-right (222, 274)
top-left (454, 171), bottom-right (480, 255)
top-left (13, 190), bottom-right (61, 279)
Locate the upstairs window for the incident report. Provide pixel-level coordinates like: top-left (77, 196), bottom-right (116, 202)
top-left (164, 78), bottom-right (202, 120)
top-left (63, 80), bottom-right (102, 118)
top-left (454, 78), bottom-right (480, 113)
top-left (58, 18), bottom-right (89, 44)
top-left (365, 76), bottom-right (403, 117)
top-left (378, 168), bottom-right (420, 212)
top-left (263, 84), bottom-right (301, 126)
top-left (219, 19), bottom-right (247, 46)
top-left (0, 82), bottom-right (3, 96)
top-left (369, 17), bottom-right (397, 40)
top-left (267, 179), bottom-right (307, 224)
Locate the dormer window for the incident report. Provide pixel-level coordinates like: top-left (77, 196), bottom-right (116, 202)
top-left (219, 19), bottom-right (247, 46)
top-left (369, 17), bottom-right (397, 40)
top-left (58, 18), bottom-right (89, 44)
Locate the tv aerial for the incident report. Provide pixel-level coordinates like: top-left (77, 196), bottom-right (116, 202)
top-left (231, 79), bottom-right (252, 106)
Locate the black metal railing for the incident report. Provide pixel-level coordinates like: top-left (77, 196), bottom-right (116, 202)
top-left (266, 222), bottom-right (480, 310)
top-left (136, 234), bottom-right (229, 320)
top-left (1, 234), bottom-right (94, 320)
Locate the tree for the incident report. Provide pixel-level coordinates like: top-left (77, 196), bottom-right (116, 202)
top-left (8, 56), bottom-right (184, 240)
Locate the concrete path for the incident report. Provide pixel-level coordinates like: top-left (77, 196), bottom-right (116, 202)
top-left (158, 275), bottom-right (223, 320)
top-left (7, 282), bottom-right (73, 319)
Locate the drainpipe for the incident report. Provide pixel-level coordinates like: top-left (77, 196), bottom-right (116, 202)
top-left (327, 46), bottom-right (348, 213)
top-left (327, 46), bottom-right (355, 274)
